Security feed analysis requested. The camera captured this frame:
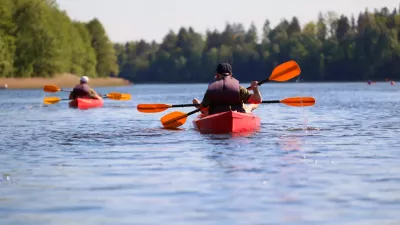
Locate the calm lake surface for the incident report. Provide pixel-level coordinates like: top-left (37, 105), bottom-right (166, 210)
top-left (0, 82), bottom-right (399, 225)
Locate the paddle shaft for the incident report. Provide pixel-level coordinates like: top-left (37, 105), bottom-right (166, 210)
top-left (143, 100), bottom-right (282, 112)
top-left (171, 101), bottom-right (281, 107)
top-left (262, 100), bottom-right (280, 103)
top-left (171, 104), bottom-right (199, 107)
top-left (247, 78), bottom-right (269, 89)
top-left (245, 76), bottom-right (271, 90)
top-left (186, 108), bottom-right (201, 116)
top-left (57, 95), bottom-right (109, 101)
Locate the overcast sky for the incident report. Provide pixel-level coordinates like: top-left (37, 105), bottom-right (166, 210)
top-left (56, 0), bottom-right (400, 43)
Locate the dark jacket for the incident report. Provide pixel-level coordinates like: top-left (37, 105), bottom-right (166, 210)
top-left (69, 83), bottom-right (96, 99)
top-left (205, 76), bottom-right (245, 114)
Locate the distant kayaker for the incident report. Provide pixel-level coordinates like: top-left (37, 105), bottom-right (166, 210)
top-left (193, 62), bottom-right (262, 115)
top-left (69, 76), bottom-right (102, 100)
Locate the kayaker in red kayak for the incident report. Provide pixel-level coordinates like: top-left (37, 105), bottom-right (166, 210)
top-left (69, 76), bottom-right (102, 100)
top-left (193, 62), bottom-right (262, 115)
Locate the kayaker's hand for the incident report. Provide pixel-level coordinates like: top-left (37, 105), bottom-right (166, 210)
top-left (192, 98), bottom-right (201, 108)
top-left (247, 81), bottom-right (262, 103)
top-left (248, 81), bottom-right (258, 90)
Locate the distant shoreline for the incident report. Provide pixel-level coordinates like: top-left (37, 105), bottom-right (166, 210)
top-left (126, 80), bottom-right (394, 84)
top-left (0, 74), bottom-right (132, 89)
top-left (0, 76), bottom-right (393, 89)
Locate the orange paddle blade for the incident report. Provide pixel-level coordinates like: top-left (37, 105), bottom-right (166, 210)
top-left (280, 97), bottom-right (315, 107)
top-left (106, 92), bottom-right (121, 99)
top-left (161, 111), bottom-right (188, 128)
top-left (43, 96), bottom-right (61, 105)
top-left (137, 104), bottom-right (172, 113)
top-left (43, 84), bottom-right (61, 93)
top-left (270, 60), bottom-right (301, 82)
top-left (104, 92), bottom-right (131, 100)
top-left (120, 94), bottom-right (131, 100)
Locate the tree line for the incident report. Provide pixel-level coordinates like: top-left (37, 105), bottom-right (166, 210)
top-left (115, 6), bottom-right (400, 82)
top-left (0, 0), bottom-right (118, 78)
top-left (1, 1), bottom-right (399, 82)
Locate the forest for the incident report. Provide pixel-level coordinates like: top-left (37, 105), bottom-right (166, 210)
top-left (0, 0), bottom-right (118, 78)
top-left (1, 0), bottom-right (400, 82)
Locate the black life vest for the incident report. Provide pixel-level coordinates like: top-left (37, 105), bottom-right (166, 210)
top-left (206, 76), bottom-right (245, 114)
top-left (70, 83), bottom-right (91, 99)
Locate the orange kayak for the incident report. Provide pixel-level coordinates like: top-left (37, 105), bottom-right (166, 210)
top-left (69, 98), bottom-right (104, 110)
top-left (192, 111), bottom-right (260, 134)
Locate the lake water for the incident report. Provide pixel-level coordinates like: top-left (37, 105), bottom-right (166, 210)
top-left (0, 82), bottom-right (399, 225)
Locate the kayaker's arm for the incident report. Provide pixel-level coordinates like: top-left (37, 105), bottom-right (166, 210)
top-left (196, 92), bottom-right (209, 108)
top-left (68, 90), bottom-right (75, 100)
top-left (193, 93), bottom-right (209, 115)
top-left (246, 81), bottom-right (262, 104)
top-left (89, 89), bottom-right (102, 99)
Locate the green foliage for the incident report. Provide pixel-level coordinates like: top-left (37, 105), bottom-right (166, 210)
top-left (2, 2), bottom-right (400, 82)
top-left (86, 18), bottom-right (118, 77)
top-left (116, 7), bottom-right (400, 82)
top-left (0, 0), bottom-right (116, 78)
top-left (0, 0), bottom-right (16, 77)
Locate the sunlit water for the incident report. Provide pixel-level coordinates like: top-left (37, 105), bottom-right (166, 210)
top-left (0, 82), bottom-right (399, 225)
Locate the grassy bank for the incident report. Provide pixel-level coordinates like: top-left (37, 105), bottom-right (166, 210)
top-left (0, 74), bottom-right (132, 89)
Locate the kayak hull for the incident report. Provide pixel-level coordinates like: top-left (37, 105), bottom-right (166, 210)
top-left (192, 111), bottom-right (260, 134)
top-left (69, 98), bottom-right (104, 110)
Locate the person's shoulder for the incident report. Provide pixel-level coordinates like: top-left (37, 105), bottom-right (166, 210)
top-left (82, 83), bottom-right (92, 88)
top-left (239, 85), bottom-right (248, 91)
top-left (208, 78), bottom-right (218, 85)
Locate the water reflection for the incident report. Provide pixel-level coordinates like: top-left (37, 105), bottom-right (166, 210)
top-left (195, 130), bottom-right (260, 140)
top-left (278, 135), bottom-right (303, 152)
top-left (1, 83), bottom-right (399, 225)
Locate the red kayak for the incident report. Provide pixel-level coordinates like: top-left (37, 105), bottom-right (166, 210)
top-left (192, 111), bottom-right (260, 134)
top-left (69, 97), bottom-right (104, 110)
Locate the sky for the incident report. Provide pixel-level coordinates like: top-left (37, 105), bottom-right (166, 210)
top-left (56, 0), bottom-right (400, 43)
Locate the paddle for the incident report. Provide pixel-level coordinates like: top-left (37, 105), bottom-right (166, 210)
top-left (160, 61), bottom-right (303, 129)
top-left (138, 103), bottom-right (199, 113)
top-left (245, 60), bottom-right (300, 88)
top-left (43, 84), bottom-right (71, 93)
top-left (139, 60), bottom-right (301, 114)
top-left (160, 97), bottom-right (315, 128)
top-left (138, 96), bottom-right (315, 113)
top-left (43, 84), bottom-right (131, 104)
top-left (43, 92), bottom-right (131, 105)
top-left (142, 97), bottom-right (316, 112)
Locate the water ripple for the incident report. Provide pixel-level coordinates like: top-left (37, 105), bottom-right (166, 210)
top-left (0, 83), bottom-right (399, 225)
